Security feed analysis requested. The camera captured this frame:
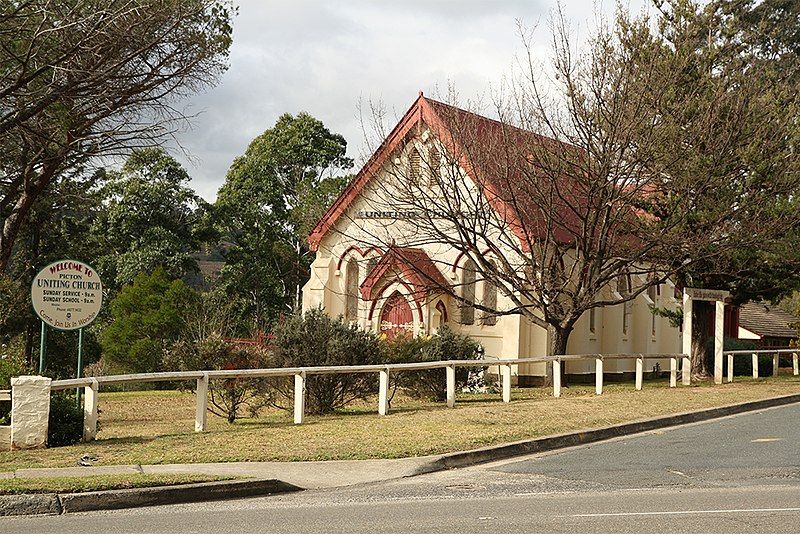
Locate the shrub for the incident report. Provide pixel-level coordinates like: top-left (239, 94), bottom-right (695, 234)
top-left (101, 268), bottom-right (195, 374)
top-left (167, 334), bottom-right (271, 423)
top-left (270, 308), bottom-right (383, 415)
top-left (387, 326), bottom-right (482, 402)
top-left (48, 392), bottom-right (83, 447)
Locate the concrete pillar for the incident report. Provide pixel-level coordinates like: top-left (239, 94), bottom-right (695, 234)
top-left (553, 359), bottom-right (562, 398)
top-left (501, 364), bottom-right (512, 403)
top-left (714, 300), bottom-right (724, 385)
top-left (83, 378), bottom-right (99, 441)
top-left (727, 354), bottom-right (734, 383)
top-left (595, 358), bottom-right (603, 395)
top-left (294, 372), bottom-right (306, 424)
top-left (773, 353), bottom-right (780, 377)
top-left (446, 365), bottom-right (456, 408)
top-left (10, 376), bottom-right (51, 450)
top-left (635, 357), bottom-right (643, 391)
top-left (378, 369), bottom-right (390, 416)
top-left (752, 353), bottom-right (759, 378)
top-left (793, 353), bottom-right (798, 376)
top-left (669, 357), bottom-right (677, 388)
top-left (195, 373), bottom-right (208, 432)
top-left (682, 292), bottom-right (692, 386)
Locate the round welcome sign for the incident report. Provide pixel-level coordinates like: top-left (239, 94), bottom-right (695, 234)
top-left (31, 260), bottom-right (103, 331)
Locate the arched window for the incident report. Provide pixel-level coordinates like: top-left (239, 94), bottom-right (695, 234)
top-left (409, 148), bottom-right (422, 182)
top-left (481, 262), bottom-right (497, 326)
top-left (460, 258), bottom-right (476, 325)
top-left (617, 274), bottom-right (631, 335)
top-left (345, 257), bottom-right (359, 321)
top-left (647, 284), bottom-right (657, 337)
top-left (428, 146), bottom-right (441, 183)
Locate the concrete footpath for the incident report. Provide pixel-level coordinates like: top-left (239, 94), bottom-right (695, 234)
top-left (2, 457), bottom-right (436, 490)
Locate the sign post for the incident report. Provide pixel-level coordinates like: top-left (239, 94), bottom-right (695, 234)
top-left (31, 260), bottom-right (103, 403)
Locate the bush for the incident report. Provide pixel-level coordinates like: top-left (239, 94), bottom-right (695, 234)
top-left (387, 326), bottom-right (482, 402)
top-left (100, 268), bottom-right (195, 374)
top-left (48, 392), bottom-right (83, 447)
top-left (270, 308), bottom-right (383, 415)
top-left (167, 334), bottom-right (271, 423)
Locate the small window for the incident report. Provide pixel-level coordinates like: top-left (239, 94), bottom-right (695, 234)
top-left (618, 274), bottom-right (631, 336)
top-left (345, 258), bottom-right (359, 321)
top-left (481, 263), bottom-right (497, 326)
top-left (428, 146), bottom-right (441, 183)
top-left (589, 307), bottom-right (596, 335)
top-left (460, 258), bottom-right (476, 325)
top-left (648, 285), bottom-right (657, 337)
top-left (409, 148), bottom-right (422, 182)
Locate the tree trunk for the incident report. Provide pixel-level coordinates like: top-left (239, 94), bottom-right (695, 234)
top-left (691, 300), bottom-right (712, 379)
top-left (546, 323), bottom-right (573, 387)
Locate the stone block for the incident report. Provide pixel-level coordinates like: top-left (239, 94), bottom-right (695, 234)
top-left (10, 375), bottom-right (52, 450)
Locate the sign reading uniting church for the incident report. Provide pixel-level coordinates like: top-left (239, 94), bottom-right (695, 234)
top-left (31, 260), bottom-right (103, 330)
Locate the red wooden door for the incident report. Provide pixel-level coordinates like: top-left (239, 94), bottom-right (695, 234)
top-left (379, 292), bottom-right (413, 339)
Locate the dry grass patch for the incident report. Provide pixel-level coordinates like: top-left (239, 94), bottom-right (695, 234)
top-left (1, 375), bottom-right (798, 471)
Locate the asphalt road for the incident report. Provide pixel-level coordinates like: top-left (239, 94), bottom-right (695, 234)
top-left (4, 402), bottom-right (800, 533)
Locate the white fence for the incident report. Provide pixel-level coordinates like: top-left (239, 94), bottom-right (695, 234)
top-left (722, 348), bottom-right (800, 382)
top-left (48, 353), bottom-right (686, 439)
top-left (2, 348), bottom-right (792, 449)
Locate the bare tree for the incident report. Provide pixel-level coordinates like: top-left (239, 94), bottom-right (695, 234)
top-left (0, 0), bottom-right (234, 271)
top-left (324, 3), bottom-right (800, 379)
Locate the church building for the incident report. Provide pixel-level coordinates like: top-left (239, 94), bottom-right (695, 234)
top-left (302, 93), bottom-right (683, 383)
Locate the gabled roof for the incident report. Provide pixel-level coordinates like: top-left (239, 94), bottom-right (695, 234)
top-left (739, 302), bottom-right (799, 339)
top-left (308, 93), bottom-right (585, 252)
top-left (360, 246), bottom-right (449, 303)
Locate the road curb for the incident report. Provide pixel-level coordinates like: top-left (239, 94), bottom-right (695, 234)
top-left (413, 392), bottom-right (800, 474)
top-left (0, 479), bottom-right (302, 516)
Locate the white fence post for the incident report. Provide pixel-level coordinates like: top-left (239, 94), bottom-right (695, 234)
top-left (682, 292), bottom-right (692, 385)
top-left (595, 357), bottom-right (603, 395)
top-left (378, 368), bottom-right (390, 416)
top-left (446, 365), bottom-right (456, 408)
top-left (752, 353), bottom-right (759, 378)
top-left (635, 357), bottom-right (643, 391)
top-left (83, 378), bottom-right (99, 441)
top-left (793, 352), bottom-right (799, 376)
top-left (294, 372), bottom-right (306, 424)
top-left (195, 372), bottom-right (208, 432)
top-left (553, 359), bottom-right (562, 398)
top-left (727, 354), bottom-right (734, 383)
top-left (773, 353), bottom-right (780, 377)
top-left (501, 364), bottom-right (512, 403)
top-left (669, 357), bottom-right (677, 388)
top-left (10, 376), bottom-right (51, 450)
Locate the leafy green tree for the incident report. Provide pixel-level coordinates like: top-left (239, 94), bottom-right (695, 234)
top-left (93, 148), bottom-right (209, 289)
top-left (624, 0), bottom-right (800, 375)
top-left (1, 171), bottom-right (106, 371)
top-left (100, 268), bottom-right (195, 373)
top-left (214, 113), bottom-right (352, 330)
top-left (0, 0), bottom-right (233, 272)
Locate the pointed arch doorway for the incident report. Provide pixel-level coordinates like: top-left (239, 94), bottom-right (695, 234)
top-left (379, 292), bottom-right (413, 339)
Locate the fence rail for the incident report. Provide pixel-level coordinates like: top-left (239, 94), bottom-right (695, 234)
top-left (722, 348), bottom-right (800, 382)
top-left (46, 352), bottom-right (692, 439)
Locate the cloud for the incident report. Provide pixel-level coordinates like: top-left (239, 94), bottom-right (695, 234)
top-left (173, 0), bottom-right (648, 201)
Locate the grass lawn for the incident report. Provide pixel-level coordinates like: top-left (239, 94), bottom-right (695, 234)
top-left (0, 473), bottom-right (232, 495)
top-left (0, 374), bottom-right (798, 472)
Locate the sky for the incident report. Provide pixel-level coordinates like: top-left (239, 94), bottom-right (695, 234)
top-left (173, 0), bottom-right (649, 201)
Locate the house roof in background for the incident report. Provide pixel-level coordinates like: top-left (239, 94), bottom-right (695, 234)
top-left (739, 302), bottom-right (799, 339)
